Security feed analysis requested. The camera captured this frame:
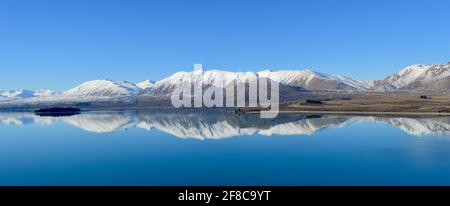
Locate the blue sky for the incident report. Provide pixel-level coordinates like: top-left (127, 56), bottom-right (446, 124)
top-left (1, 0), bottom-right (449, 91)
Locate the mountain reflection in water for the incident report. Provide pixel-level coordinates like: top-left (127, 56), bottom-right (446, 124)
top-left (0, 110), bottom-right (450, 139)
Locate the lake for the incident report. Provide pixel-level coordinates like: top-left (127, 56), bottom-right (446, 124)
top-left (1, 109), bottom-right (450, 185)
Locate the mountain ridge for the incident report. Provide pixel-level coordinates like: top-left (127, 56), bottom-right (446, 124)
top-left (1, 62), bottom-right (450, 103)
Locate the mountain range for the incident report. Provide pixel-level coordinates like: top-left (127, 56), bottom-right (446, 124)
top-left (1, 62), bottom-right (450, 104)
top-left (1, 89), bottom-right (57, 99)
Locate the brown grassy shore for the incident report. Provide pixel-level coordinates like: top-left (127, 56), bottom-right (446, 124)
top-left (242, 91), bottom-right (450, 116)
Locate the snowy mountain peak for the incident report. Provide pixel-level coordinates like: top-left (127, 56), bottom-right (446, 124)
top-left (0, 89), bottom-right (59, 101)
top-left (373, 62), bottom-right (450, 91)
top-left (397, 64), bottom-right (428, 75)
top-left (34, 89), bottom-right (57, 97)
top-left (63, 79), bottom-right (142, 97)
top-left (136, 80), bottom-right (155, 90)
top-left (1, 89), bottom-right (36, 98)
top-left (144, 68), bottom-right (371, 96)
top-left (388, 64), bottom-right (429, 84)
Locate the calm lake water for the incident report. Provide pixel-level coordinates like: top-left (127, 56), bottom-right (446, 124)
top-left (1, 109), bottom-right (450, 185)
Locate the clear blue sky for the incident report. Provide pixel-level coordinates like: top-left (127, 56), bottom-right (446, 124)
top-left (1, 0), bottom-right (450, 91)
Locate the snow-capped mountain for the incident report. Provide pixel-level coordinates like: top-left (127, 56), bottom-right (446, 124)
top-left (257, 70), bottom-right (371, 90)
top-left (145, 70), bottom-right (259, 96)
top-left (34, 89), bottom-right (57, 97)
top-left (372, 62), bottom-right (450, 91)
top-left (0, 89), bottom-right (57, 100)
top-left (63, 80), bottom-right (142, 97)
top-left (136, 80), bottom-right (155, 90)
top-left (56, 61), bottom-right (450, 97)
top-left (144, 69), bottom-right (370, 96)
top-left (2, 89), bottom-right (36, 98)
top-left (2, 62), bottom-right (450, 106)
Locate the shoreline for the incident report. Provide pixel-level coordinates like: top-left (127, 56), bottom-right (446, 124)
top-left (2, 107), bottom-right (450, 116)
top-left (245, 110), bottom-right (450, 117)
top-left (2, 105), bottom-right (450, 117)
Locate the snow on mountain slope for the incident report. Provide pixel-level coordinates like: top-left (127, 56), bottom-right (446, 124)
top-left (34, 89), bottom-right (57, 97)
top-left (372, 63), bottom-right (450, 91)
top-left (145, 69), bottom-right (371, 96)
top-left (145, 70), bottom-right (257, 96)
top-left (257, 70), bottom-right (371, 90)
top-left (373, 64), bottom-right (429, 90)
top-left (63, 80), bottom-right (142, 97)
top-left (419, 63), bottom-right (450, 80)
top-left (0, 89), bottom-right (57, 101)
top-left (389, 64), bottom-right (429, 87)
top-left (136, 80), bottom-right (155, 90)
top-left (1, 89), bottom-right (36, 98)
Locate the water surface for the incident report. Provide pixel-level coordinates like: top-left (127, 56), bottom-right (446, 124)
top-left (1, 110), bottom-right (450, 185)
